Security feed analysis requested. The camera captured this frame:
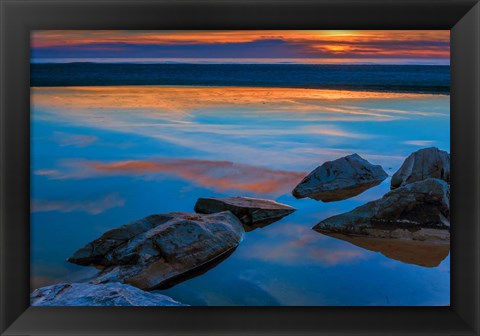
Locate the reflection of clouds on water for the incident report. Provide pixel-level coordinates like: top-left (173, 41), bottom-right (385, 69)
top-left (32, 86), bottom-right (442, 111)
top-left (30, 85), bottom-right (450, 306)
top-left (31, 192), bottom-right (125, 214)
top-left (236, 222), bottom-right (371, 266)
top-left (34, 158), bottom-right (306, 197)
top-left (402, 140), bottom-right (436, 146)
top-left (51, 131), bottom-right (98, 147)
top-left (31, 87), bottom-right (448, 170)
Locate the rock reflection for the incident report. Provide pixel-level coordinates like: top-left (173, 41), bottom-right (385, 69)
top-left (151, 247), bottom-right (238, 289)
top-left (302, 180), bottom-right (383, 202)
top-left (316, 232), bottom-right (450, 267)
top-left (242, 218), bottom-right (287, 232)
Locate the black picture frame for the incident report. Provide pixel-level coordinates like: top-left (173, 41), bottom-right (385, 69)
top-left (1, 0), bottom-right (479, 335)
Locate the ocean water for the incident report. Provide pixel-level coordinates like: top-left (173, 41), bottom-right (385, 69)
top-left (30, 63), bottom-right (450, 93)
top-left (30, 65), bottom-right (450, 306)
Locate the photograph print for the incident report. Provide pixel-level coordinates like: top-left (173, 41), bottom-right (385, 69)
top-left (30, 30), bottom-right (450, 306)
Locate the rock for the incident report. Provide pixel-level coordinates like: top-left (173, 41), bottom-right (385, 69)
top-left (313, 178), bottom-right (450, 241)
top-left (321, 233), bottom-right (449, 267)
top-left (68, 211), bottom-right (244, 290)
top-left (391, 147), bottom-right (450, 189)
top-left (30, 282), bottom-right (186, 306)
top-left (194, 196), bottom-right (296, 231)
top-left (292, 154), bottom-right (388, 202)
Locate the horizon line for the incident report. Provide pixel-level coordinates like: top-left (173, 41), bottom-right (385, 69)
top-left (30, 57), bottom-right (450, 66)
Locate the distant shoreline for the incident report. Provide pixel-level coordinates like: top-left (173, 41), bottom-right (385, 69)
top-left (30, 63), bottom-right (450, 95)
top-left (30, 61), bottom-right (451, 66)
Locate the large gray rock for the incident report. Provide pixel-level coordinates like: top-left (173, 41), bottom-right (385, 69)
top-left (68, 211), bottom-right (244, 290)
top-left (391, 147), bottom-right (450, 189)
top-left (194, 196), bottom-right (296, 231)
top-left (292, 154), bottom-right (388, 202)
top-left (313, 178), bottom-right (450, 241)
top-left (31, 282), bottom-right (185, 306)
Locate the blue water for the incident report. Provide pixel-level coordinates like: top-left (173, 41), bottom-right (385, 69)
top-left (30, 65), bottom-right (450, 306)
top-left (30, 64), bottom-right (450, 94)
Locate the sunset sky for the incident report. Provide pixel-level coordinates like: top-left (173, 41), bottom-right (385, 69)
top-left (31, 30), bottom-right (450, 64)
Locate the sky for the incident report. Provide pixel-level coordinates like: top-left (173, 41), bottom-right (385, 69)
top-left (31, 30), bottom-right (450, 65)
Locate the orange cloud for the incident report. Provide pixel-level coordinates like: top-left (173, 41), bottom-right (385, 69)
top-left (31, 30), bottom-right (449, 61)
top-left (31, 30), bottom-right (449, 47)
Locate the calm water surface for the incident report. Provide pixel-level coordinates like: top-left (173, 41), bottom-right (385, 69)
top-left (30, 86), bottom-right (450, 306)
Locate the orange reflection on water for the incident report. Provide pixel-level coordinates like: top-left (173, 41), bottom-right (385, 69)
top-left (88, 158), bottom-right (306, 196)
top-left (31, 86), bottom-right (430, 113)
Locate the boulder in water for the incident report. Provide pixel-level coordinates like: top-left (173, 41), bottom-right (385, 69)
top-left (68, 211), bottom-right (244, 290)
top-left (391, 147), bottom-right (450, 189)
top-left (292, 154), bottom-right (388, 202)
